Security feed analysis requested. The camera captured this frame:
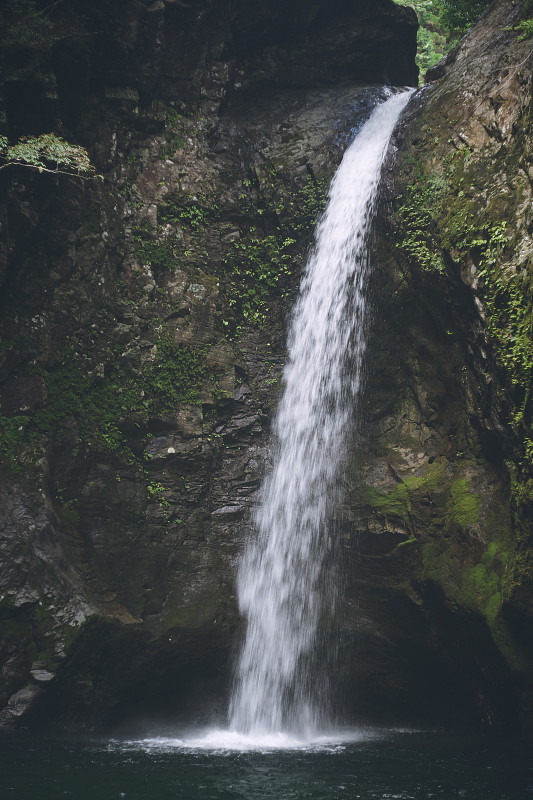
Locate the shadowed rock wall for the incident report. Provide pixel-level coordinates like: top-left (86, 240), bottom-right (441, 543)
top-left (0, 0), bottom-right (418, 729)
top-left (338, 0), bottom-right (533, 736)
top-left (1, 0), bottom-right (532, 737)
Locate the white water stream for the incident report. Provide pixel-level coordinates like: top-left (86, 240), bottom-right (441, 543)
top-left (228, 88), bottom-right (413, 739)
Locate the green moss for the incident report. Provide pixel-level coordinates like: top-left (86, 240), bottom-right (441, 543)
top-left (0, 414), bottom-right (30, 473)
top-left (148, 335), bottom-right (207, 407)
top-left (364, 482), bottom-right (412, 518)
top-left (422, 535), bottom-right (508, 629)
top-left (485, 591), bottom-right (502, 625)
top-left (487, 540), bottom-right (509, 563)
top-left (449, 477), bottom-right (480, 527)
top-left (462, 562), bottom-right (499, 606)
top-left (223, 231), bottom-right (298, 326)
top-left (396, 113), bottom-right (533, 535)
top-left (0, 336), bottom-right (207, 472)
top-left (422, 539), bottom-right (464, 594)
top-left (460, 540), bottom-right (509, 628)
top-left (396, 535), bottom-right (417, 548)
top-left (132, 221), bottom-right (179, 272)
top-left (366, 460), bottom-right (506, 628)
top-left (364, 460), bottom-right (447, 521)
top-left (219, 169), bottom-right (328, 330)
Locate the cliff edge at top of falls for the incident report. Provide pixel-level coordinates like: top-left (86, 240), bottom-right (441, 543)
top-left (0, 0), bottom-right (417, 146)
top-left (0, 0), bottom-right (417, 730)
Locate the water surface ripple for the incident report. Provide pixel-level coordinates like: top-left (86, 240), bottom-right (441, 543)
top-left (1, 730), bottom-right (532, 800)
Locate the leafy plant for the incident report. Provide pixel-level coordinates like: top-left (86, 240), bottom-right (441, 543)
top-left (513, 18), bottom-right (533, 40)
top-left (158, 198), bottom-right (208, 231)
top-left (0, 133), bottom-right (95, 177)
top-left (396, 0), bottom-right (450, 77)
top-left (147, 481), bottom-right (171, 510)
top-left (224, 231), bottom-right (297, 326)
top-left (147, 335), bottom-right (207, 407)
top-left (1, 0), bottom-right (56, 51)
top-left (395, 0), bottom-right (492, 78)
top-left (0, 333), bottom-right (208, 474)
top-left (433, 0), bottom-right (490, 31)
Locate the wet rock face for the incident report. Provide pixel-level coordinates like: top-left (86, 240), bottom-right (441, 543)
top-left (0, 0), bottom-right (416, 730)
top-left (0, 0), bottom-right (418, 146)
top-left (1, 0), bottom-right (532, 737)
top-left (337, 0), bottom-right (533, 735)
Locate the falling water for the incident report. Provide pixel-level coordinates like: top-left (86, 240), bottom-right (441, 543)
top-left (229, 89), bottom-right (413, 737)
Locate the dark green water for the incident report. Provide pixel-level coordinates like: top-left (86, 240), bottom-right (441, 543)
top-left (1, 729), bottom-right (532, 800)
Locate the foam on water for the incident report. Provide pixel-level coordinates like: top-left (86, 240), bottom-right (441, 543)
top-left (116, 727), bottom-right (385, 753)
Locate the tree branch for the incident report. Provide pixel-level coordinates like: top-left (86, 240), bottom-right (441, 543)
top-left (0, 161), bottom-right (100, 180)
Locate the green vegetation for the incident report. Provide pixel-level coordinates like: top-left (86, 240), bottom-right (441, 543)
top-left (397, 0), bottom-right (530, 80)
top-left (0, 133), bottom-right (94, 177)
top-left (222, 171), bottom-right (327, 329)
top-left (461, 542), bottom-right (508, 625)
top-left (397, 137), bottom-right (533, 436)
top-left (224, 232), bottom-right (297, 326)
top-left (133, 222), bottom-right (179, 272)
top-left (434, 0), bottom-right (490, 31)
top-left (396, 0), bottom-right (449, 77)
top-left (449, 477), bottom-right (480, 527)
top-left (158, 197), bottom-right (209, 231)
top-left (0, 3), bottom-right (96, 177)
top-left (513, 18), bottom-right (533, 39)
top-left (130, 197), bottom-right (212, 273)
top-left (396, 179), bottom-right (446, 275)
top-left (364, 461), bottom-right (480, 531)
top-left (155, 103), bottom-right (194, 158)
top-left (147, 481), bottom-right (171, 511)
top-left (421, 525), bottom-right (514, 632)
top-left (394, 84), bottom-right (533, 623)
top-left (0, 337), bottom-right (207, 473)
top-left (395, 0), bottom-right (491, 78)
top-left (397, 139), bottom-right (533, 437)
top-left (149, 335), bottom-right (207, 407)
top-left (512, 1), bottom-right (533, 40)
top-left (0, 0), bottom-right (56, 53)
top-left (365, 462), bottom-right (512, 627)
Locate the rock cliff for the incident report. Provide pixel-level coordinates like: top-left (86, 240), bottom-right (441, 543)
top-left (0, 0), bottom-right (418, 729)
top-left (342, 0), bottom-right (533, 735)
top-left (1, 0), bottom-right (532, 737)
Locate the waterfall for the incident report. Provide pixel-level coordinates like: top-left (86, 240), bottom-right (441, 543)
top-left (229, 89), bottom-right (413, 737)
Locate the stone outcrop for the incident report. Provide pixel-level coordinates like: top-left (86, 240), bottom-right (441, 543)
top-left (339, 0), bottom-right (533, 735)
top-left (1, 0), bottom-right (532, 737)
top-left (0, 0), bottom-right (417, 729)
